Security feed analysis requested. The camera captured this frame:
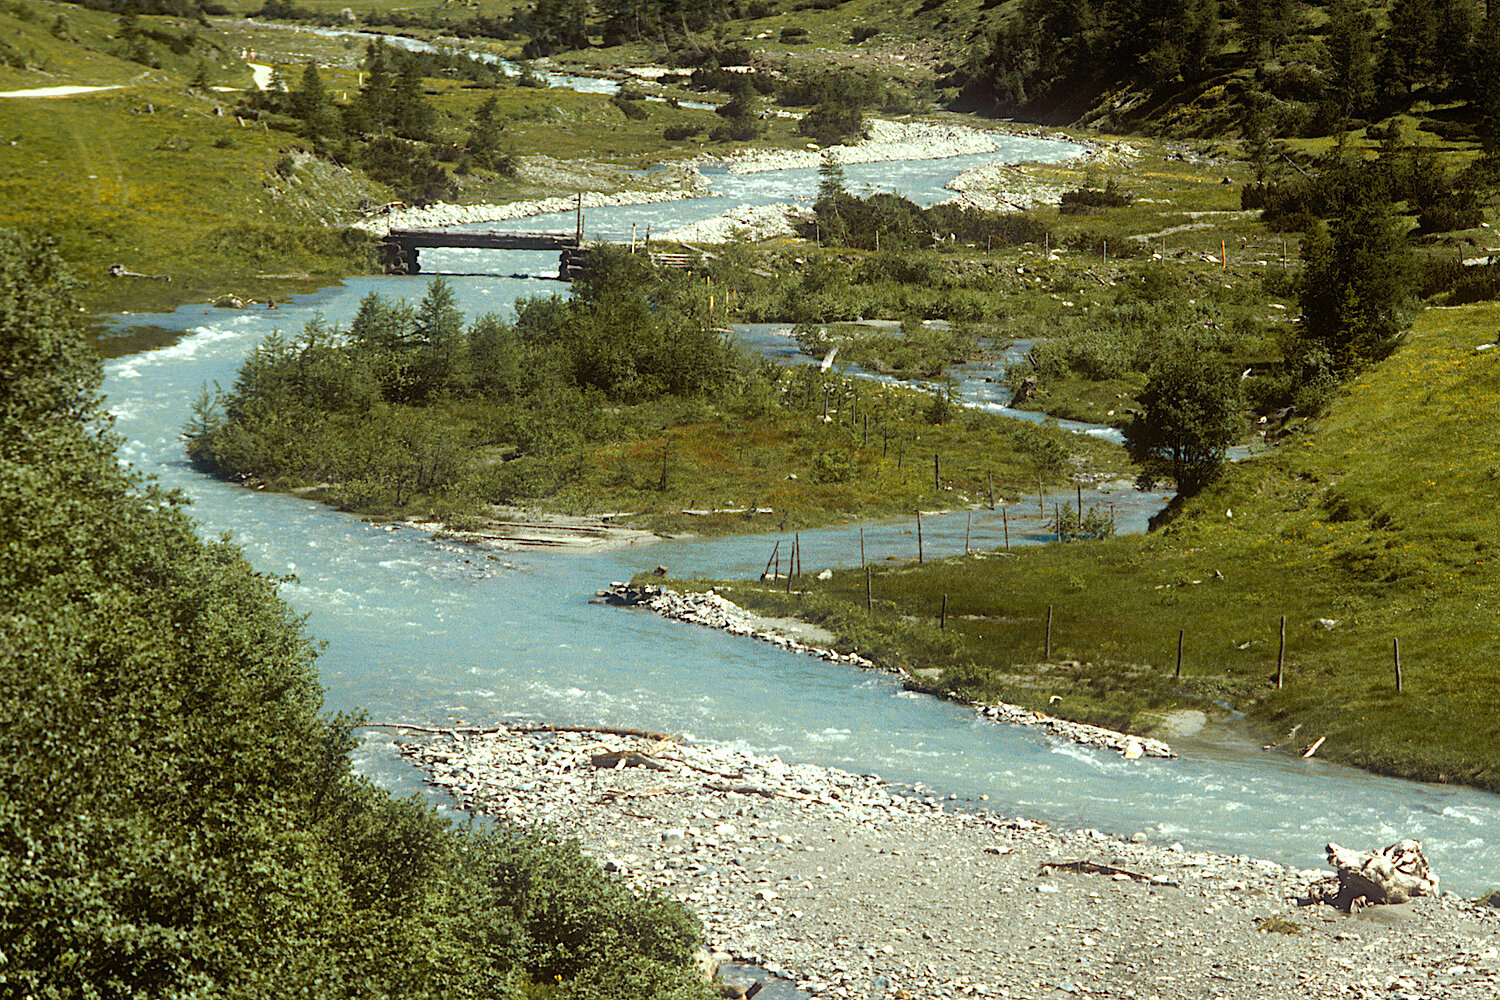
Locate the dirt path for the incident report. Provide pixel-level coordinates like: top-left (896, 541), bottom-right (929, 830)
top-left (0, 85), bottom-right (123, 98)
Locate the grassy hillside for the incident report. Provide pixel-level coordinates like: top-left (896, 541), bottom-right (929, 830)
top-left (0, 1), bottom-right (739, 315)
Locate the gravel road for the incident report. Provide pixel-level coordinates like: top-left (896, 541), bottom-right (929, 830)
top-left (396, 728), bottom-right (1500, 1000)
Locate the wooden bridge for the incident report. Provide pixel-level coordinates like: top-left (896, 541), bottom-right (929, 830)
top-left (377, 228), bottom-right (580, 277)
top-left (377, 228), bottom-right (700, 281)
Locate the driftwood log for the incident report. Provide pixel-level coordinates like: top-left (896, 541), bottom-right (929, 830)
top-left (1042, 859), bottom-right (1168, 885)
top-left (1317, 839), bottom-right (1439, 910)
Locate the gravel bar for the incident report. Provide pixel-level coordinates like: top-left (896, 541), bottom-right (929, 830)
top-left (396, 728), bottom-right (1500, 1000)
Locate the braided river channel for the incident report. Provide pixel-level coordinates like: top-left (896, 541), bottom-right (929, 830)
top-left (102, 132), bottom-right (1500, 895)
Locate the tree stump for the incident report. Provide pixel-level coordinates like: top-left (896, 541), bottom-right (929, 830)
top-left (1318, 839), bottom-right (1439, 909)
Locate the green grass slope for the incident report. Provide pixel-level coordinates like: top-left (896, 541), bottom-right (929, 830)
top-left (720, 301), bottom-right (1500, 790)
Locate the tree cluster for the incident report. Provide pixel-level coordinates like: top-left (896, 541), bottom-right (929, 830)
top-left (810, 157), bottom-right (1051, 252)
top-left (956, 1), bottom-right (1500, 137)
top-left (0, 231), bottom-right (715, 999)
top-left (187, 249), bottom-right (737, 509)
top-left (954, 0), bottom-right (1221, 114)
top-left (245, 41), bottom-right (513, 201)
top-left (1243, 128), bottom-right (1486, 235)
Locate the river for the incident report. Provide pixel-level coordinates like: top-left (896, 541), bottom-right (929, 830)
top-left (101, 131), bottom-right (1500, 896)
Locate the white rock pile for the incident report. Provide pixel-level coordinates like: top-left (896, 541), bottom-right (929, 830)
top-left (600, 583), bottom-right (876, 668)
top-left (694, 120), bottom-right (1079, 175)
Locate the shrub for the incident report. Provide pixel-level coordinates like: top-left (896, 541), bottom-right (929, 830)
top-left (1059, 179), bottom-right (1131, 211)
top-left (811, 449), bottom-right (856, 482)
top-left (710, 118), bottom-right (762, 142)
top-left (360, 137), bottom-right (456, 204)
top-left (1444, 262), bottom-right (1500, 306)
top-left (663, 124), bottom-right (704, 141)
top-left (612, 94), bottom-right (650, 119)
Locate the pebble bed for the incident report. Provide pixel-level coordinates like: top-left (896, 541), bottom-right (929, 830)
top-left (354, 167), bottom-right (715, 236)
top-left (692, 120), bottom-right (1078, 175)
top-left (397, 727), bottom-right (1500, 1000)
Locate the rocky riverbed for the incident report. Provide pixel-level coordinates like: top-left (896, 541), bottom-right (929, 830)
top-left (693, 119), bottom-right (1079, 175)
top-left (354, 162), bottom-right (715, 235)
top-left (396, 727), bottom-right (1500, 1000)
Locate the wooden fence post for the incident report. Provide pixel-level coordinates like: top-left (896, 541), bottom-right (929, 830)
top-left (1176, 629), bottom-right (1184, 680)
top-left (933, 453), bottom-right (940, 492)
top-left (859, 526), bottom-right (866, 568)
top-left (762, 540), bottom-right (780, 581)
top-left (1045, 605), bottom-right (1054, 660)
top-left (1002, 506), bottom-right (1010, 550)
top-left (866, 565), bottom-right (872, 611)
top-left (988, 472), bottom-right (995, 510)
top-left (1276, 615), bottom-right (1286, 689)
top-left (965, 512), bottom-right (972, 555)
top-left (1394, 637), bottom-right (1402, 693)
top-left (917, 512), bottom-right (924, 563)
top-left (940, 594), bottom-right (948, 630)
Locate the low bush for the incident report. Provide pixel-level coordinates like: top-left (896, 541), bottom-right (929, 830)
top-left (1059, 179), bottom-right (1131, 211)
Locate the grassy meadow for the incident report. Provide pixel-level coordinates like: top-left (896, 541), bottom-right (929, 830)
top-left (700, 301), bottom-right (1500, 789)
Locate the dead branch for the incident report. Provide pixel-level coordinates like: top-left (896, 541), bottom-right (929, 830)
top-left (1042, 859), bottom-right (1174, 885)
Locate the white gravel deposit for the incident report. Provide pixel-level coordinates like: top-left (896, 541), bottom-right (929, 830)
top-left (658, 202), bottom-right (813, 244)
top-left (695, 120), bottom-right (1077, 174)
top-left (397, 727), bottom-right (1500, 1000)
top-left (355, 181), bottom-right (716, 236)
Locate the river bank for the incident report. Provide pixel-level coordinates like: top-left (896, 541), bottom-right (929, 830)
top-left (396, 727), bottom-right (1500, 1000)
top-left (600, 582), bottom-right (1176, 761)
top-left (690, 119), bottom-right (1090, 175)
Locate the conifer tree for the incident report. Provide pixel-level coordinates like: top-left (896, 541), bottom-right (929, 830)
top-left (1298, 199), bottom-right (1415, 378)
top-left (1325, 0), bottom-right (1375, 123)
top-left (294, 61), bottom-right (342, 154)
top-left (391, 60), bottom-right (436, 141)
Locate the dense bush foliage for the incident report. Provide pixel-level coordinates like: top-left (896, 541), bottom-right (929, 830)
top-left (809, 159), bottom-right (1051, 253)
top-left (188, 249), bottom-right (737, 508)
top-left (1058, 179), bottom-right (1131, 212)
top-left (1125, 351), bottom-right (1244, 496)
top-left (0, 232), bottom-right (714, 998)
top-left (1244, 136), bottom-right (1486, 234)
top-left (1004, 266), bottom-right (1243, 387)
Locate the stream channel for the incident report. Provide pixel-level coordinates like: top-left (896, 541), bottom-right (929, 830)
top-left (100, 120), bottom-right (1500, 897)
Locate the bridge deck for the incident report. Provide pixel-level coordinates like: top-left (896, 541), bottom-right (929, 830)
top-left (384, 228), bottom-right (580, 251)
